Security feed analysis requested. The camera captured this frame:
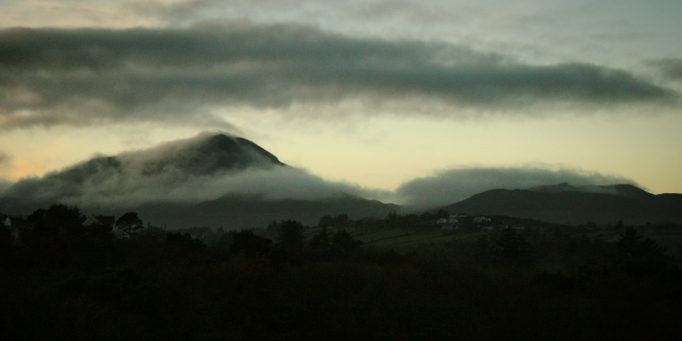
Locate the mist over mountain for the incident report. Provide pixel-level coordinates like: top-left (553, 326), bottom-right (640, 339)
top-left (396, 167), bottom-right (635, 208)
top-left (0, 132), bottom-right (392, 224)
top-left (1, 133), bottom-right (280, 208)
top-left (3, 132), bottom-right (681, 229)
top-left (445, 183), bottom-right (682, 225)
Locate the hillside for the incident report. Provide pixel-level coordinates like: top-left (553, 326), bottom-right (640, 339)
top-left (0, 132), bottom-right (397, 229)
top-left (445, 183), bottom-right (682, 225)
top-left (134, 194), bottom-right (399, 229)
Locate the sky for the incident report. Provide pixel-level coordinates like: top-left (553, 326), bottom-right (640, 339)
top-left (1, 0), bottom-right (682, 197)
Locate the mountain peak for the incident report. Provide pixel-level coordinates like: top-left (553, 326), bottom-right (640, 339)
top-left (0, 132), bottom-right (287, 211)
top-left (188, 132), bottom-right (284, 168)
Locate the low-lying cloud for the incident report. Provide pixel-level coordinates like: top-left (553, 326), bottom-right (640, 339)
top-left (0, 133), bottom-right (385, 211)
top-left (649, 58), bottom-right (682, 82)
top-left (1, 166), bottom-right (381, 210)
top-left (395, 166), bottom-right (635, 208)
top-left (0, 133), bottom-right (644, 212)
top-left (1, 23), bottom-right (677, 129)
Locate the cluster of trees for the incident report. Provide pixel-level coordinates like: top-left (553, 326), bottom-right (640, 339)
top-left (1, 205), bottom-right (682, 339)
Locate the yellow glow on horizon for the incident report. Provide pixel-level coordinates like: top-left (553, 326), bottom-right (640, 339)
top-left (1, 113), bottom-right (682, 195)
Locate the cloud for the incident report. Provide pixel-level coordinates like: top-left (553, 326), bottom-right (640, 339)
top-left (0, 132), bottom-right (384, 210)
top-left (2, 166), bottom-right (382, 210)
top-left (0, 132), bottom-right (639, 213)
top-left (395, 166), bottom-right (635, 208)
top-left (648, 58), bottom-right (682, 82)
top-left (0, 152), bottom-right (9, 165)
top-left (0, 23), bottom-right (677, 129)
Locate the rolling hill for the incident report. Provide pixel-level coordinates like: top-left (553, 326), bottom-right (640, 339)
top-left (445, 183), bottom-right (682, 225)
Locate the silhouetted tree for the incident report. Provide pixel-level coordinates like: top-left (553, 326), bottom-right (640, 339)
top-left (331, 230), bottom-right (362, 255)
top-left (24, 204), bottom-right (86, 252)
top-left (229, 230), bottom-right (273, 257)
top-left (116, 212), bottom-right (144, 236)
top-left (27, 204), bottom-right (85, 236)
top-left (318, 215), bottom-right (333, 228)
top-left (166, 232), bottom-right (205, 250)
top-left (318, 214), bottom-right (350, 228)
top-left (310, 226), bottom-right (330, 250)
top-left (616, 227), bottom-right (670, 276)
top-left (22, 204), bottom-right (104, 266)
top-left (278, 220), bottom-right (305, 256)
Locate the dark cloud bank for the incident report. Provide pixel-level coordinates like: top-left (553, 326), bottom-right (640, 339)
top-left (649, 58), bottom-right (682, 82)
top-left (1, 23), bottom-right (677, 129)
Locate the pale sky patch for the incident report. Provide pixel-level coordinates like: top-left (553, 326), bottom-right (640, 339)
top-left (0, 0), bottom-right (681, 198)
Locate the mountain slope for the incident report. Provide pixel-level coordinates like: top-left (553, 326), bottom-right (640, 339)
top-left (445, 184), bottom-right (682, 225)
top-left (0, 132), bottom-right (284, 210)
top-left (135, 194), bottom-right (398, 229)
top-left (0, 132), bottom-right (397, 228)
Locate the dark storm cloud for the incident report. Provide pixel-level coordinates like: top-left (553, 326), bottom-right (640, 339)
top-left (396, 167), bottom-right (635, 208)
top-left (0, 24), bottom-right (677, 129)
top-left (648, 58), bottom-right (682, 82)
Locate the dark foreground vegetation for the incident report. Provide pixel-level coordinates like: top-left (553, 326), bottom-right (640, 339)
top-left (2, 205), bottom-right (682, 339)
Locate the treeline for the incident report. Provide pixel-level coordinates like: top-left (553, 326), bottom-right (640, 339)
top-left (1, 204), bottom-right (682, 339)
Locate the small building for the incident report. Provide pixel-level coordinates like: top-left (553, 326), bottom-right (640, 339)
top-left (447, 214), bottom-right (461, 224)
top-left (83, 215), bottom-right (115, 231)
top-left (473, 216), bottom-right (492, 224)
top-left (83, 215), bottom-right (101, 227)
top-left (1, 213), bottom-right (23, 243)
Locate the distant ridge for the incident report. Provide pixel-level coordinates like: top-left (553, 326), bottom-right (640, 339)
top-left (445, 183), bottom-right (682, 225)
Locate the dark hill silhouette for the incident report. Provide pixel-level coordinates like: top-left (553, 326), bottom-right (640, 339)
top-left (530, 183), bottom-right (653, 198)
top-left (445, 183), bottom-right (682, 225)
top-left (134, 193), bottom-right (398, 229)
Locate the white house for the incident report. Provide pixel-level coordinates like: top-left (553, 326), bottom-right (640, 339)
top-left (83, 215), bottom-right (101, 227)
top-left (473, 216), bottom-right (492, 224)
